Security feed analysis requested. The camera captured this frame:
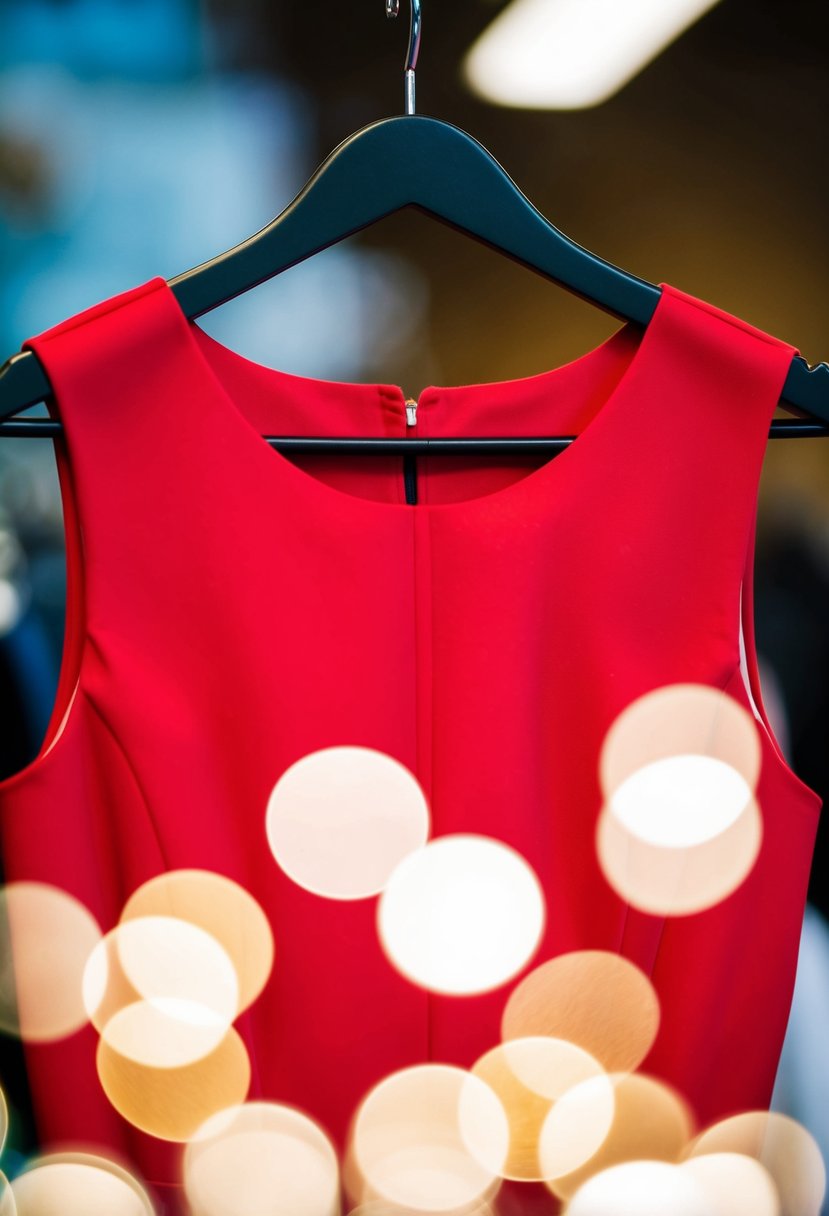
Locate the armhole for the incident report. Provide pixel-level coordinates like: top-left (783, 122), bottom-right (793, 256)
top-left (0, 427), bottom-right (87, 795)
top-left (738, 576), bottom-right (788, 768)
top-left (40, 435), bottom-right (86, 754)
top-left (737, 498), bottom-right (823, 814)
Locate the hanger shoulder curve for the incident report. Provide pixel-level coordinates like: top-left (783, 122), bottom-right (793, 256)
top-left (0, 350), bottom-right (51, 420)
top-left (0, 112), bottom-right (827, 428)
top-left (169, 114), bottom-right (660, 327)
top-left (780, 355), bottom-right (829, 423)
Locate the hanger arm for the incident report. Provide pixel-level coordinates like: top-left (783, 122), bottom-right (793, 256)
top-left (780, 355), bottom-right (829, 423)
top-left (170, 116), bottom-right (660, 326)
top-left (0, 349), bottom-right (49, 420)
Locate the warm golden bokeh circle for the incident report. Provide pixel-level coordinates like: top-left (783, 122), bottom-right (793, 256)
top-left (99, 998), bottom-right (235, 1070)
top-left (538, 1072), bottom-right (616, 1182)
top-left (82, 916), bottom-right (239, 1063)
top-left (0, 882), bottom-right (101, 1042)
top-left (121, 869), bottom-right (274, 1013)
top-left (378, 834), bottom-right (545, 995)
top-left (500, 950), bottom-right (659, 1073)
top-left (8, 1153), bottom-right (154, 1216)
top-left (96, 1022), bottom-right (251, 1141)
top-left (545, 1071), bottom-right (694, 1201)
top-left (687, 1111), bottom-right (826, 1216)
top-left (470, 1037), bottom-right (610, 1182)
top-left (266, 745), bottom-right (431, 900)
top-left (80, 928), bottom-right (140, 1035)
top-left (351, 1063), bottom-right (509, 1211)
top-left (184, 1101), bottom-right (340, 1216)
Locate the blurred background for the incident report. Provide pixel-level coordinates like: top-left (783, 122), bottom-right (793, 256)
top-left (0, 0), bottom-right (827, 1199)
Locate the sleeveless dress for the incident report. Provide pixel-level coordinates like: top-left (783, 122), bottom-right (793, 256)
top-left (0, 277), bottom-right (821, 1215)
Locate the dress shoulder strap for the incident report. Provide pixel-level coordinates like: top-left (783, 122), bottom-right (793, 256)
top-left (621, 282), bottom-right (799, 686)
top-left (23, 275), bottom-right (195, 631)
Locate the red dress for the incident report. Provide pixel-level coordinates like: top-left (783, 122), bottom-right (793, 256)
top-left (0, 277), bottom-right (821, 1214)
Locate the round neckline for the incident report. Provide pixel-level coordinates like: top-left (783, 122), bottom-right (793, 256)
top-left (167, 280), bottom-right (672, 520)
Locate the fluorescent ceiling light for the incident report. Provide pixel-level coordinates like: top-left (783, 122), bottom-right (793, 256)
top-left (463, 0), bottom-right (722, 110)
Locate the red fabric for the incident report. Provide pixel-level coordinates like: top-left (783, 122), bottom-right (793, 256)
top-left (0, 277), bottom-right (821, 1214)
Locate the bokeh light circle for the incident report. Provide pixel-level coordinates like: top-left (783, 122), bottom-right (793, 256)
top-left (96, 1023), bottom-right (251, 1141)
top-left (9, 1153), bottom-right (154, 1216)
top-left (469, 1037), bottom-right (610, 1182)
top-left (341, 1131), bottom-right (501, 1216)
top-left (600, 684), bottom-right (762, 800)
top-left (113, 914), bottom-right (235, 1006)
top-left (99, 998), bottom-right (235, 1069)
top-left (378, 834), bottom-right (545, 995)
top-left (596, 794), bottom-right (762, 916)
top-left (117, 916), bottom-right (237, 1017)
top-left (609, 754), bottom-right (753, 848)
top-left (538, 1073), bottom-right (616, 1182)
top-left (501, 951), bottom-right (659, 1073)
top-left (680, 1152), bottom-right (780, 1216)
top-left (0, 882), bottom-right (101, 1041)
top-left (351, 1064), bottom-right (509, 1211)
top-left (0, 1171), bottom-right (15, 1216)
top-left (346, 1202), bottom-right (495, 1216)
top-left (184, 1101), bottom-right (340, 1216)
top-left (82, 916), bottom-right (238, 1062)
top-left (565, 1159), bottom-right (711, 1216)
top-left (266, 746), bottom-right (431, 899)
top-left (546, 1071), bottom-right (694, 1201)
top-left (688, 1111), bottom-right (826, 1216)
top-left (121, 870), bottom-right (274, 1013)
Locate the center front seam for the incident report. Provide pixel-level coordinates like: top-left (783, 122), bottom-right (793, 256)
top-left (412, 505), bottom-right (435, 1062)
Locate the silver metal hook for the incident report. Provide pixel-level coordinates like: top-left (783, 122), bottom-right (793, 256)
top-left (386, 0), bottom-right (422, 116)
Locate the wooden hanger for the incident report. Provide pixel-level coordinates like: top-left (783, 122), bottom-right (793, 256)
top-left (0, 0), bottom-right (827, 453)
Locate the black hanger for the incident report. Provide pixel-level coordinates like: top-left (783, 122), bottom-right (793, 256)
top-left (1, 0), bottom-right (827, 455)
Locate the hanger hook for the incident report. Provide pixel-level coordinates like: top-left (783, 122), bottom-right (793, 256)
top-left (386, 0), bottom-right (422, 116)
